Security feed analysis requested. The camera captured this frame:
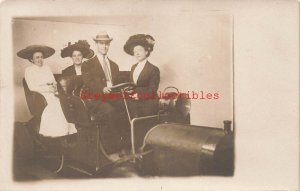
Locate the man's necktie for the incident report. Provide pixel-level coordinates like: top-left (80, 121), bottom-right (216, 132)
top-left (102, 55), bottom-right (112, 83)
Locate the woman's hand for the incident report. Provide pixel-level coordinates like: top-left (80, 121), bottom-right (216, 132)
top-left (130, 93), bottom-right (139, 100)
top-left (125, 89), bottom-right (134, 94)
top-left (48, 84), bottom-right (57, 93)
top-left (47, 82), bottom-right (58, 94)
top-left (123, 87), bottom-right (138, 99)
top-left (52, 81), bottom-right (57, 86)
top-left (124, 86), bottom-right (134, 94)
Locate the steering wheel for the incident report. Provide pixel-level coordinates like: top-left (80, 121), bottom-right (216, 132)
top-left (110, 82), bottom-right (136, 93)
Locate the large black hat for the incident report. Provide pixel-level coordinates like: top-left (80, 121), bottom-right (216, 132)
top-left (17, 45), bottom-right (55, 59)
top-left (123, 34), bottom-right (155, 56)
top-left (61, 40), bottom-right (94, 59)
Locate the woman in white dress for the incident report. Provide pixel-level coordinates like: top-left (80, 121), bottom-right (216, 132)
top-left (17, 45), bottom-right (77, 137)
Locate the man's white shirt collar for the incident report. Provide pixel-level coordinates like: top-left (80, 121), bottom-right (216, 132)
top-left (97, 53), bottom-right (109, 64)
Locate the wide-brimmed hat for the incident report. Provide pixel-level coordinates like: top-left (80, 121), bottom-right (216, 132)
top-left (61, 40), bottom-right (94, 59)
top-left (17, 45), bottom-right (55, 59)
top-left (93, 31), bottom-right (113, 42)
top-left (123, 34), bottom-right (155, 56)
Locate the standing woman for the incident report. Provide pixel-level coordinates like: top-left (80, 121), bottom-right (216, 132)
top-left (60, 40), bottom-right (94, 95)
top-left (17, 45), bottom-right (77, 137)
top-left (123, 34), bottom-right (160, 117)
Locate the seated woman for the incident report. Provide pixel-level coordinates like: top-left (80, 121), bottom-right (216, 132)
top-left (60, 40), bottom-right (94, 96)
top-left (123, 34), bottom-right (160, 117)
top-left (17, 45), bottom-right (77, 138)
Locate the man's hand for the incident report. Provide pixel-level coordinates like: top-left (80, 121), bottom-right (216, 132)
top-left (103, 87), bottom-right (112, 93)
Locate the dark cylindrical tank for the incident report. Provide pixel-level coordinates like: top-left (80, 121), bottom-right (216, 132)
top-left (141, 123), bottom-right (234, 176)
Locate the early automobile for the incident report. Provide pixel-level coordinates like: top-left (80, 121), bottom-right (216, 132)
top-left (14, 75), bottom-right (234, 179)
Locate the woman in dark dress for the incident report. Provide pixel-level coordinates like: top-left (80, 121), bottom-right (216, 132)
top-left (123, 34), bottom-right (160, 117)
top-left (60, 40), bottom-right (94, 95)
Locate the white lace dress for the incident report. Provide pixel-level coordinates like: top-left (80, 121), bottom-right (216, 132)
top-left (25, 64), bottom-right (77, 137)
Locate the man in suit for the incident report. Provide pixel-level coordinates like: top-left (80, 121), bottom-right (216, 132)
top-left (81, 31), bottom-right (125, 156)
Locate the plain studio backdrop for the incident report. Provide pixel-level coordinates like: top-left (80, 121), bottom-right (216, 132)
top-left (13, 13), bottom-right (233, 128)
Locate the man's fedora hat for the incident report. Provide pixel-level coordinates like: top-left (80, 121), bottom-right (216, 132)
top-left (17, 45), bottom-right (55, 59)
top-left (93, 31), bottom-right (113, 42)
top-left (123, 34), bottom-right (155, 56)
top-left (61, 40), bottom-right (94, 59)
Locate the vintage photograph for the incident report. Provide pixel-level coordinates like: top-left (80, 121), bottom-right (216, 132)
top-left (12, 12), bottom-right (234, 180)
top-left (1, 0), bottom-right (299, 190)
